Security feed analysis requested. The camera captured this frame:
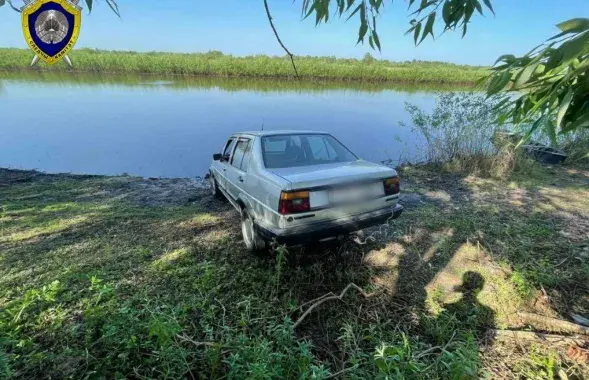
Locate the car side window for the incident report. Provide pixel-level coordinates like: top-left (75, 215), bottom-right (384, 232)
top-left (231, 139), bottom-right (250, 170)
top-left (239, 140), bottom-right (253, 172)
top-left (223, 138), bottom-right (236, 161)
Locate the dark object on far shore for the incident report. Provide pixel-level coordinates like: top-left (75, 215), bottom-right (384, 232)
top-left (491, 132), bottom-right (568, 165)
top-left (522, 143), bottom-right (568, 165)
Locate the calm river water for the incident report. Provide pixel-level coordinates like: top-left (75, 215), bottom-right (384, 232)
top-left (0, 72), bottom-right (460, 178)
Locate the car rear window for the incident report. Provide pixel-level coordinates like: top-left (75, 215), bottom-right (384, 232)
top-left (261, 134), bottom-right (358, 169)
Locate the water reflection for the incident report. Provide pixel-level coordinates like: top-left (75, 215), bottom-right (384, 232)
top-left (0, 72), bottom-right (460, 178)
top-left (0, 71), bottom-right (472, 94)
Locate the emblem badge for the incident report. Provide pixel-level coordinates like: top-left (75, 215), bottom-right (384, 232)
top-left (21, 0), bottom-right (82, 66)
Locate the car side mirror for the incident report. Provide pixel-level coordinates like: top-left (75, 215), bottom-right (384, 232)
top-left (213, 153), bottom-right (222, 161)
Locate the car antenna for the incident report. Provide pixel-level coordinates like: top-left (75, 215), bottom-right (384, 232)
top-left (261, 121), bottom-right (264, 131)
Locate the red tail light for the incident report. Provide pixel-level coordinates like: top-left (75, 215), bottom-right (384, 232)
top-left (384, 177), bottom-right (400, 195)
top-left (279, 191), bottom-right (310, 215)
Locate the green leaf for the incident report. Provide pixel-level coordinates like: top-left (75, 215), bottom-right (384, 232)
top-left (85, 0), bottom-right (93, 13)
top-left (358, 4), bottom-right (368, 44)
top-left (473, 0), bottom-right (483, 15)
top-left (303, 1), bottom-right (317, 19)
top-left (562, 111), bottom-right (589, 132)
top-left (557, 88), bottom-right (574, 129)
top-left (346, 3), bottom-right (362, 21)
top-left (559, 31), bottom-right (589, 66)
top-left (358, 23), bottom-right (368, 43)
top-left (482, 0), bottom-right (494, 15)
top-left (493, 96), bottom-right (511, 112)
top-left (419, 12), bottom-right (435, 44)
top-left (105, 0), bottom-right (120, 17)
top-left (517, 115), bottom-right (546, 148)
top-left (346, 0), bottom-right (355, 11)
top-left (464, 1), bottom-right (475, 24)
top-left (544, 48), bottom-right (564, 70)
top-left (544, 118), bottom-right (557, 147)
top-left (338, 0), bottom-right (345, 14)
top-left (373, 29), bottom-right (381, 50)
top-left (322, 0), bottom-right (330, 22)
top-left (413, 22), bottom-right (422, 44)
top-left (487, 70), bottom-right (511, 95)
top-left (557, 18), bottom-right (589, 33)
top-left (514, 62), bottom-right (538, 88)
top-left (493, 54), bottom-right (516, 66)
top-left (374, 357), bottom-right (388, 372)
top-left (442, 1), bottom-right (452, 25)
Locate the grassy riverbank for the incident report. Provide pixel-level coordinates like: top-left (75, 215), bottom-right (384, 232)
top-left (0, 48), bottom-right (488, 83)
top-left (1, 165), bottom-right (588, 378)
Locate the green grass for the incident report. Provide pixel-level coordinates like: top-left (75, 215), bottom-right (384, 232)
top-left (0, 48), bottom-right (489, 83)
top-left (1, 165), bottom-right (588, 378)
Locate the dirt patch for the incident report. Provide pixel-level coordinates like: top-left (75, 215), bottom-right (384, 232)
top-left (0, 168), bottom-right (210, 207)
top-left (106, 177), bottom-right (210, 207)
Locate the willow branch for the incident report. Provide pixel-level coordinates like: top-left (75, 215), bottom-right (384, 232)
top-left (263, 0), bottom-right (300, 80)
top-left (7, 0), bottom-right (22, 12)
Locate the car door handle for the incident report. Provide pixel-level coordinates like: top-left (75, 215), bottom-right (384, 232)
top-left (238, 176), bottom-right (244, 182)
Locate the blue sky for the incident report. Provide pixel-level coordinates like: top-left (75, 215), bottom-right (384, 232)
top-left (0, 0), bottom-right (586, 65)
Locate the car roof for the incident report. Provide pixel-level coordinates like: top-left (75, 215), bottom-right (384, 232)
top-left (233, 130), bottom-right (329, 137)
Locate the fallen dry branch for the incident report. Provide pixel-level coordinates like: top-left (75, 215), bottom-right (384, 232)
top-left (294, 291), bottom-right (337, 313)
top-left (489, 329), bottom-right (588, 347)
top-left (324, 365), bottom-right (359, 379)
top-left (293, 283), bottom-right (375, 329)
top-left (517, 312), bottom-right (589, 335)
top-left (176, 334), bottom-right (217, 347)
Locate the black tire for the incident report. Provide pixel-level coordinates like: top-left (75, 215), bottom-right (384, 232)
top-left (240, 208), bottom-right (267, 254)
top-left (209, 173), bottom-right (223, 199)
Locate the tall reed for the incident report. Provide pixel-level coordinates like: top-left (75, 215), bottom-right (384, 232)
top-left (0, 48), bottom-right (489, 84)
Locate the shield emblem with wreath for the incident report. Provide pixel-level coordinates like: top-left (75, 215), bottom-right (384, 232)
top-left (21, 0), bottom-right (81, 65)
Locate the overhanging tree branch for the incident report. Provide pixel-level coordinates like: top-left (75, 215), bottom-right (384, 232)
top-left (6, 0), bottom-right (21, 12)
top-left (263, 0), bottom-right (300, 80)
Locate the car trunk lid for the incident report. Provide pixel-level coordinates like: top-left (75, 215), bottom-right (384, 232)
top-left (268, 160), bottom-right (396, 190)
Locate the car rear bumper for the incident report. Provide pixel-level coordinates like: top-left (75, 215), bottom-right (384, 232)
top-left (255, 204), bottom-right (403, 246)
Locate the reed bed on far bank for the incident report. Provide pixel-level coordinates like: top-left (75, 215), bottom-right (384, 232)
top-left (0, 48), bottom-right (488, 83)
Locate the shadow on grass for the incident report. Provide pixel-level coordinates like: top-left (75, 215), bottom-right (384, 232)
top-left (1, 166), bottom-right (588, 378)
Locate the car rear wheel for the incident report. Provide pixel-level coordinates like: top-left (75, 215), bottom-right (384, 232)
top-left (210, 174), bottom-right (223, 199)
top-left (241, 209), bottom-right (267, 253)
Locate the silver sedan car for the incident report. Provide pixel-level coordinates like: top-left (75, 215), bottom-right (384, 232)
top-left (209, 131), bottom-right (403, 252)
